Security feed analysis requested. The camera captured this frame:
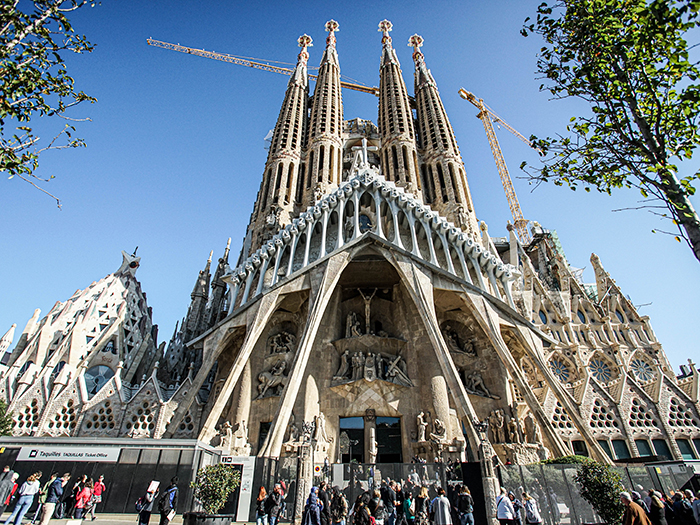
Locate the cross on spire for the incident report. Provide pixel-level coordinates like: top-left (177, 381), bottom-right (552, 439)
top-left (378, 19), bottom-right (393, 45)
top-left (409, 34), bottom-right (424, 51)
top-left (325, 19), bottom-right (339, 47)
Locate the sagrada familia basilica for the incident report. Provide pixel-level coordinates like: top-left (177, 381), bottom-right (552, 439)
top-left (1, 18), bottom-right (699, 498)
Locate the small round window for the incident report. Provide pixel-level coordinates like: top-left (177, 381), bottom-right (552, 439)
top-left (85, 366), bottom-right (114, 399)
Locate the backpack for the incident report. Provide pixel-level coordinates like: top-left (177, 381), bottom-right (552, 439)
top-left (136, 497), bottom-right (146, 513)
top-left (525, 499), bottom-right (540, 524)
top-left (159, 488), bottom-right (176, 512)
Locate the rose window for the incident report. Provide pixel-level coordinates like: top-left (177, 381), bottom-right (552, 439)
top-left (630, 358), bottom-right (654, 382)
top-left (588, 359), bottom-right (612, 382)
top-left (549, 359), bottom-right (570, 383)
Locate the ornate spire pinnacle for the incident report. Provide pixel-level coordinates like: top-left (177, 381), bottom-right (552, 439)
top-left (325, 20), bottom-right (339, 47)
top-left (378, 19), bottom-right (393, 45)
top-left (408, 34), bottom-right (424, 56)
top-left (297, 34), bottom-right (312, 64)
top-left (224, 237), bottom-right (231, 261)
top-left (208, 250), bottom-right (213, 263)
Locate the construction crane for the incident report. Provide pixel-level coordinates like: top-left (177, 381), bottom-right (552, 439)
top-left (458, 88), bottom-right (536, 244)
top-left (146, 39), bottom-right (379, 96)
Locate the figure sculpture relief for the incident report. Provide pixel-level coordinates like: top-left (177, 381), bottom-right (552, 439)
top-left (430, 418), bottom-right (446, 442)
top-left (257, 359), bottom-right (288, 399)
top-left (346, 312), bottom-right (362, 338)
top-left (524, 412), bottom-right (542, 444)
top-left (368, 427), bottom-right (378, 464)
top-left (269, 331), bottom-right (296, 354)
top-left (489, 409), bottom-right (506, 443)
top-left (442, 324), bottom-right (477, 357)
top-left (417, 412), bottom-right (428, 442)
top-left (464, 371), bottom-right (500, 399)
top-left (357, 288), bottom-right (377, 335)
top-left (333, 350), bottom-right (350, 380)
top-left (364, 352), bottom-right (377, 381)
top-left (313, 412), bottom-right (332, 444)
top-left (333, 350), bottom-right (412, 387)
top-left (216, 421), bottom-right (233, 450)
top-left (508, 417), bottom-right (520, 443)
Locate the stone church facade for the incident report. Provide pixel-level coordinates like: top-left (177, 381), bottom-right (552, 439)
top-left (1, 18), bottom-right (699, 490)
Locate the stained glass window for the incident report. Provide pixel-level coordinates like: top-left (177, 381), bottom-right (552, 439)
top-left (550, 359), bottom-right (570, 383)
top-left (630, 358), bottom-right (654, 381)
top-left (85, 365), bottom-right (114, 399)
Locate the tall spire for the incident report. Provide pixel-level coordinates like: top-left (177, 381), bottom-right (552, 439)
top-left (206, 238), bottom-right (232, 327)
top-left (185, 253), bottom-right (212, 338)
top-left (301, 20), bottom-right (344, 208)
top-left (377, 20), bottom-right (421, 197)
top-left (243, 35), bottom-right (312, 257)
top-left (411, 34), bottom-right (479, 237)
top-left (0, 324), bottom-right (16, 355)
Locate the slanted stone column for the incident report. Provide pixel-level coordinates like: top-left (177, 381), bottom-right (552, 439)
top-left (430, 375), bottom-right (452, 443)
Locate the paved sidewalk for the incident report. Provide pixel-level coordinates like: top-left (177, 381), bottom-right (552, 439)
top-left (0, 515), bottom-right (184, 525)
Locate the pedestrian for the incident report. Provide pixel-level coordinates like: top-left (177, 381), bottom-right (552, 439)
top-left (330, 487), bottom-right (348, 525)
top-left (136, 486), bottom-right (159, 525)
top-left (89, 475), bottom-right (106, 520)
top-left (369, 489), bottom-right (387, 525)
top-left (319, 482), bottom-right (331, 525)
top-left (522, 492), bottom-right (542, 525)
top-left (266, 484), bottom-right (284, 525)
top-left (0, 473), bottom-right (19, 515)
top-left (690, 491), bottom-right (700, 525)
top-left (0, 467), bottom-right (14, 484)
top-left (622, 492), bottom-right (652, 525)
top-left (633, 492), bottom-right (651, 514)
top-left (74, 479), bottom-right (94, 519)
top-left (69, 475), bottom-right (87, 518)
top-left (648, 490), bottom-right (668, 525)
top-left (403, 491), bottom-right (415, 525)
top-left (457, 487), bottom-right (474, 525)
top-left (256, 487), bottom-right (268, 525)
top-left (415, 487), bottom-right (430, 525)
top-left (496, 487), bottom-right (515, 525)
top-left (31, 473), bottom-right (58, 524)
top-left (38, 473), bottom-right (70, 525)
top-left (157, 477), bottom-right (179, 525)
top-left (4, 472), bottom-right (42, 525)
top-left (430, 488), bottom-right (452, 525)
top-left (509, 492), bottom-right (523, 525)
top-left (351, 494), bottom-right (370, 525)
top-left (303, 487), bottom-right (323, 525)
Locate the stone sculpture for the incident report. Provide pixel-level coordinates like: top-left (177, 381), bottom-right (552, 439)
top-left (430, 418), bottom-right (446, 442)
top-left (489, 409), bottom-right (506, 443)
top-left (368, 427), bottom-right (378, 464)
top-left (464, 371), bottom-right (499, 399)
top-left (346, 312), bottom-right (362, 338)
top-left (270, 331), bottom-right (296, 354)
top-left (524, 412), bottom-right (542, 444)
top-left (314, 412), bottom-right (332, 444)
top-left (334, 351), bottom-right (412, 387)
top-left (358, 288), bottom-right (377, 335)
top-left (442, 324), bottom-right (477, 356)
top-left (257, 359), bottom-right (288, 398)
top-left (333, 350), bottom-right (350, 380)
top-left (417, 411), bottom-right (428, 442)
top-left (507, 417), bottom-right (520, 443)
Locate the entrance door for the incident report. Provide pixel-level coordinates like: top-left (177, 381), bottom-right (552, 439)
top-left (340, 417), bottom-right (364, 463)
top-left (376, 417), bottom-right (402, 463)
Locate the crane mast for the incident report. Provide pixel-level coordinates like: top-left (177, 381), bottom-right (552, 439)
top-left (147, 39), bottom-right (379, 96)
top-left (458, 88), bottom-right (533, 244)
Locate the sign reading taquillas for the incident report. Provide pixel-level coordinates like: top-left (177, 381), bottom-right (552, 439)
top-left (17, 446), bottom-right (121, 463)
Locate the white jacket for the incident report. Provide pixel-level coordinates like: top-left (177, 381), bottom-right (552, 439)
top-left (497, 495), bottom-right (515, 520)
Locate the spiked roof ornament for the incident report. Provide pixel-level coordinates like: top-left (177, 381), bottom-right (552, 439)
top-left (408, 34), bottom-right (424, 55)
top-left (378, 19), bottom-right (393, 45)
top-left (298, 34), bottom-right (313, 53)
top-left (325, 20), bottom-right (339, 47)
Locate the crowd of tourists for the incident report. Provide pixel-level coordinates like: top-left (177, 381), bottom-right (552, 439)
top-left (619, 489), bottom-right (700, 525)
top-left (295, 478), bottom-right (475, 525)
top-left (0, 467), bottom-right (106, 524)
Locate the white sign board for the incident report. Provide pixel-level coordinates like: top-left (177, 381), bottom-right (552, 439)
top-left (220, 455), bottom-right (256, 521)
top-left (17, 446), bottom-right (121, 463)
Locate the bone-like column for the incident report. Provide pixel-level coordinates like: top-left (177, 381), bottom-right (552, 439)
top-left (260, 251), bottom-right (351, 458)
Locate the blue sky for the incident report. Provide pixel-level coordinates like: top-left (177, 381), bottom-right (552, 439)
top-left (1, 0), bottom-right (698, 371)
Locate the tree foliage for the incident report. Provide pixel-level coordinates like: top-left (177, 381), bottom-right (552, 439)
top-left (1, 0), bottom-right (97, 206)
top-left (190, 464), bottom-right (241, 515)
top-left (574, 459), bottom-right (625, 525)
top-left (541, 454), bottom-right (591, 464)
top-left (0, 400), bottom-right (14, 436)
top-left (522, 0), bottom-right (700, 262)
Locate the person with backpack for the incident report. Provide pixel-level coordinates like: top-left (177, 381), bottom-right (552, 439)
top-left (38, 473), bottom-right (70, 525)
top-left (158, 477), bottom-right (179, 525)
top-left (266, 484), bottom-right (284, 525)
top-left (457, 487), bottom-right (474, 525)
top-left (4, 472), bottom-right (43, 525)
top-left (330, 487), bottom-right (348, 525)
top-left (352, 494), bottom-right (371, 525)
top-left (496, 487), bottom-right (515, 525)
top-left (522, 492), bottom-right (542, 525)
top-left (369, 489), bottom-right (388, 525)
top-left (415, 487), bottom-right (430, 525)
top-left (31, 473), bottom-right (57, 524)
top-left (303, 487), bottom-right (323, 525)
top-left (136, 486), bottom-right (159, 525)
top-left (671, 493), bottom-right (696, 525)
top-left (256, 487), bottom-right (268, 525)
top-left (74, 479), bottom-right (94, 519)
